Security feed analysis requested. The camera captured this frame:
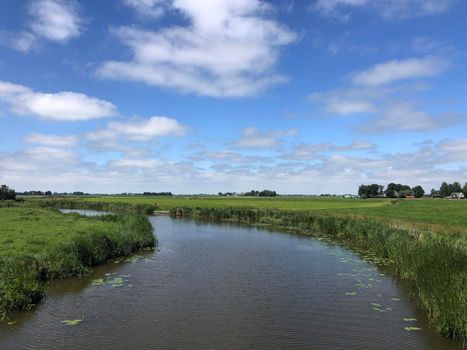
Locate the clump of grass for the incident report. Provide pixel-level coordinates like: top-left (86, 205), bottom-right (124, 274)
top-left (0, 207), bottom-right (156, 317)
top-left (169, 206), bottom-right (467, 341)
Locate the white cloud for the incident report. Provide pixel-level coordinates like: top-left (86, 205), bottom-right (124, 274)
top-left (98, 0), bottom-right (297, 97)
top-left (438, 139), bottom-right (467, 162)
top-left (0, 80), bottom-right (117, 121)
top-left (310, 0), bottom-right (454, 21)
top-left (1, 0), bottom-right (84, 52)
top-left (121, 0), bottom-right (167, 18)
top-left (230, 127), bottom-right (298, 149)
top-left (282, 141), bottom-right (376, 160)
top-left (309, 90), bottom-right (376, 115)
top-left (23, 133), bottom-right (79, 147)
top-left (352, 56), bottom-right (447, 86)
top-left (359, 103), bottom-right (463, 134)
top-left (29, 0), bottom-right (83, 43)
top-left (86, 116), bottom-right (188, 141)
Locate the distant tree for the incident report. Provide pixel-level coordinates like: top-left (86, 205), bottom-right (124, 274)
top-left (451, 182), bottom-right (462, 194)
top-left (463, 183), bottom-right (467, 197)
top-left (358, 184), bottom-right (384, 199)
top-left (45, 191), bottom-right (52, 196)
top-left (430, 188), bottom-right (441, 198)
top-left (439, 182), bottom-right (449, 197)
top-left (412, 185), bottom-right (425, 198)
top-left (0, 185), bottom-right (16, 200)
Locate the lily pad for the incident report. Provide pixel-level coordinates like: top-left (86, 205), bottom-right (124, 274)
top-left (91, 278), bottom-right (105, 286)
top-left (403, 318), bottom-right (417, 322)
top-left (61, 319), bottom-right (83, 326)
top-left (404, 326), bottom-right (422, 331)
top-left (345, 291), bottom-right (357, 296)
top-left (391, 297), bottom-right (401, 302)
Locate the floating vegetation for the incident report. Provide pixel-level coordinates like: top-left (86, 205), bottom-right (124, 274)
top-left (404, 326), bottom-right (422, 332)
top-left (345, 291), bottom-right (357, 296)
top-left (168, 206), bottom-right (467, 341)
top-left (403, 318), bottom-right (418, 322)
top-left (61, 319), bottom-right (83, 326)
top-left (90, 275), bottom-right (130, 288)
top-left (91, 278), bottom-right (105, 286)
top-left (7, 321), bottom-right (16, 325)
top-left (392, 297), bottom-right (401, 302)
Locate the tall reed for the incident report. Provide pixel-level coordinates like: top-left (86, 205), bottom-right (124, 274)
top-left (169, 206), bottom-right (467, 341)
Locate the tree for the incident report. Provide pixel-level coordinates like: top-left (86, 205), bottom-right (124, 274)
top-left (451, 182), bottom-right (462, 193)
top-left (0, 185), bottom-right (16, 200)
top-left (412, 185), bottom-right (425, 198)
top-left (439, 182), bottom-right (449, 197)
top-left (358, 184), bottom-right (384, 199)
top-left (463, 183), bottom-right (467, 197)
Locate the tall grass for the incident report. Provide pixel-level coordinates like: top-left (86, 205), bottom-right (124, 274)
top-left (169, 206), bottom-right (467, 341)
top-left (33, 198), bottom-right (157, 215)
top-left (0, 212), bottom-right (155, 317)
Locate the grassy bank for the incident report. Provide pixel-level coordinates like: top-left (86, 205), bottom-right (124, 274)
top-left (74, 195), bottom-right (467, 231)
top-left (0, 205), bottom-right (155, 317)
top-left (170, 206), bottom-right (467, 341)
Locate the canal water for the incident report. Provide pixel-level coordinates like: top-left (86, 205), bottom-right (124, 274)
top-left (0, 215), bottom-right (461, 349)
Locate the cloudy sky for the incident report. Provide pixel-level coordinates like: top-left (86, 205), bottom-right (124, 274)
top-left (0, 0), bottom-right (466, 194)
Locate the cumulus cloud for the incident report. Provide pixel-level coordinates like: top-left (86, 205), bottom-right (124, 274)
top-left (121, 0), bottom-right (167, 18)
top-left (86, 116), bottom-right (188, 141)
top-left (282, 141), bottom-right (376, 160)
top-left (352, 56), bottom-right (448, 86)
top-left (98, 0), bottom-right (297, 97)
top-left (1, 0), bottom-right (84, 52)
top-left (29, 0), bottom-right (83, 43)
top-left (0, 80), bottom-right (117, 121)
top-left (310, 0), bottom-right (455, 21)
top-left (230, 127), bottom-right (298, 149)
top-left (1, 139), bottom-right (466, 194)
top-left (359, 103), bottom-right (464, 134)
top-left (23, 133), bottom-right (79, 147)
top-left (309, 89), bottom-right (376, 115)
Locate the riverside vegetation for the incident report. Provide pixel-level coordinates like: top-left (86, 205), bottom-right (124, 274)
top-left (0, 203), bottom-right (155, 318)
top-left (169, 206), bottom-right (466, 341)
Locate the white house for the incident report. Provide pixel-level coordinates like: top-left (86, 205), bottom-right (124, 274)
top-left (451, 192), bottom-right (465, 199)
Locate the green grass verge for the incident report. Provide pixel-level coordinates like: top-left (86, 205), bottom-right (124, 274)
top-left (66, 195), bottom-right (467, 230)
top-left (170, 206), bottom-right (467, 341)
top-left (0, 205), bottom-right (156, 316)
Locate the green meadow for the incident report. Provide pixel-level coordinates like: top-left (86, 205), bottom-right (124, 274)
top-left (0, 205), bottom-right (155, 316)
top-left (77, 196), bottom-right (467, 230)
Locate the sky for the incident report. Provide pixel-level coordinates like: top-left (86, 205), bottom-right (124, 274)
top-left (0, 0), bottom-right (466, 194)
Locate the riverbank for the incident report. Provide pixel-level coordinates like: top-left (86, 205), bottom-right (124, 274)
top-left (169, 206), bottom-right (467, 341)
top-left (0, 205), bottom-right (156, 317)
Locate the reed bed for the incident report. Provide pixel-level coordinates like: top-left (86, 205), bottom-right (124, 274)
top-left (169, 206), bottom-right (467, 341)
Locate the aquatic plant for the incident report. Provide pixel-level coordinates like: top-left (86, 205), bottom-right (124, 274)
top-left (169, 206), bottom-right (467, 341)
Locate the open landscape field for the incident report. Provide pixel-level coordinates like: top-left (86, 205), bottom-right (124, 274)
top-left (76, 196), bottom-right (467, 231)
top-left (0, 205), bottom-right (155, 316)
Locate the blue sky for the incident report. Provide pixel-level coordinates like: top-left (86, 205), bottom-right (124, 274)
top-left (0, 0), bottom-right (466, 194)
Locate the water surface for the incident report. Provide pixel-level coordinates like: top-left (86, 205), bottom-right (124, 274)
top-left (0, 216), bottom-right (461, 349)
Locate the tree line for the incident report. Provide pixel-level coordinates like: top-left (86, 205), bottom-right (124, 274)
top-left (359, 181), bottom-right (467, 199)
top-left (358, 183), bottom-right (425, 199)
top-left (431, 182), bottom-right (467, 198)
top-left (0, 185), bottom-right (16, 200)
top-left (218, 190), bottom-right (277, 197)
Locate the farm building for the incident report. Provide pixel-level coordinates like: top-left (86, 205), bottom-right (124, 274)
top-left (451, 192), bottom-right (465, 199)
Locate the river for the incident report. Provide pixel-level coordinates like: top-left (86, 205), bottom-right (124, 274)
top-left (0, 215), bottom-right (461, 349)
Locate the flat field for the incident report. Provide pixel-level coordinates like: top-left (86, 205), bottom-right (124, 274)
top-left (0, 207), bottom-right (120, 257)
top-left (78, 196), bottom-right (467, 230)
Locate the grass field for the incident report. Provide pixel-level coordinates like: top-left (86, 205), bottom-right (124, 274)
top-left (78, 196), bottom-right (467, 230)
top-left (0, 207), bottom-right (123, 257)
top-left (0, 205), bottom-right (155, 316)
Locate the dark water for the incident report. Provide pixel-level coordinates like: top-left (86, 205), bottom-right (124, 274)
top-left (0, 216), bottom-right (462, 349)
